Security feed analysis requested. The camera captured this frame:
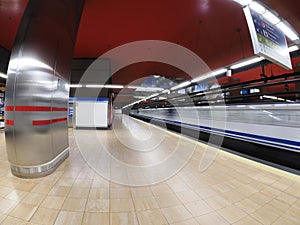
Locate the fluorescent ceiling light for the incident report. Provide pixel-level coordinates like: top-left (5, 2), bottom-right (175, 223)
top-left (127, 85), bottom-right (163, 91)
top-left (288, 45), bottom-right (299, 52)
top-left (249, 2), bottom-right (265, 14)
top-left (104, 84), bottom-right (124, 89)
top-left (0, 72), bottom-right (8, 79)
top-left (170, 81), bottom-right (191, 90)
top-left (126, 85), bottom-right (140, 89)
top-left (69, 84), bottom-right (82, 88)
top-left (211, 68), bottom-right (228, 76)
top-left (263, 95), bottom-right (277, 100)
top-left (277, 22), bottom-right (299, 41)
top-left (234, 0), bottom-right (252, 6)
top-left (85, 84), bottom-right (104, 88)
top-left (135, 87), bottom-right (164, 92)
top-left (133, 96), bottom-right (148, 99)
top-left (230, 57), bottom-right (264, 69)
top-left (192, 73), bottom-right (211, 83)
top-left (192, 69), bottom-right (227, 83)
top-left (147, 93), bottom-right (159, 99)
top-left (162, 89), bottom-right (170, 94)
top-left (263, 11), bottom-right (280, 24)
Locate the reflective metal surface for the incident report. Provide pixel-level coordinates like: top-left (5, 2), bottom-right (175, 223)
top-left (5, 0), bottom-right (85, 178)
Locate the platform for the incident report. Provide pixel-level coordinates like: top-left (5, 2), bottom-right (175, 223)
top-left (0, 115), bottom-right (299, 224)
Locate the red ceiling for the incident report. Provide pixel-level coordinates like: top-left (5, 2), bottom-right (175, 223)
top-left (0, 0), bottom-right (300, 83)
top-left (74, 0), bottom-right (254, 68)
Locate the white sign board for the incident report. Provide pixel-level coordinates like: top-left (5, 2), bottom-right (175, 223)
top-left (74, 101), bottom-right (108, 128)
top-left (244, 6), bottom-right (292, 70)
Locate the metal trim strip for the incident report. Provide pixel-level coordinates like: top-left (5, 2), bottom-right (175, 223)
top-left (10, 148), bottom-right (69, 178)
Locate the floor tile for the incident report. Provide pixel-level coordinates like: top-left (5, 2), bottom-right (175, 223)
top-left (170, 218), bottom-right (199, 225)
top-left (133, 196), bottom-right (159, 211)
top-left (250, 205), bottom-right (282, 225)
top-left (151, 184), bottom-right (173, 196)
top-left (111, 212), bottom-right (139, 225)
top-left (131, 187), bottom-right (153, 198)
top-left (68, 187), bottom-right (90, 199)
top-left (195, 186), bottom-right (219, 199)
top-left (5, 190), bottom-right (28, 202)
top-left (272, 214), bottom-right (300, 225)
top-left (88, 188), bottom-right (109, 199)
top-left (0, 198), bottom-right (18, 214)
top-left (175, 190), bottom-right (200, 204)
top-left (111, 199), bottom-right (134, 212)
top-left (73, 179), bottom-right (93, 188)
top-left (0, 187), bottom-right (14, 197)
top-left (233, 216), bottom-right (262, 225)
top-left (249, 192), bottom-right (273, 206)
top-left (218, 205), bottom-right (247, 224)
top-left (85, 199), bottom-right (109, 212)
top-left (31, 184), bottom-right (53, 194)
top-left (1, 216), bottom-right (27, 225)
top-left (21, 193), bottom-right (45, 206)
top-left (54, 211), bottom-right (83, 225)
top-left (82, 212), bottom-right (109, 225)
top-left (276, 192), bottom-right (297, 205)
top-left (48, 186), bottom-right (71, 197)
top-left (136, 209), bottom-right (168, 225)
top-left (40, 196), bottom-right (65, 210)
top-left (162, 205), bottom-right (193, 223)
top-left (234, 198), bottom-right (260, 214)
top-left (9, 203), bottom-right (37, 221)
top-left (185, 199), bottom-right (214, 217)
top-left (156, 193), bottom-right (181, 207)
top-left (284, 206), bottom-right (300, 224)
top-left (61, 197), bottom-right (87, 212)
top-left (0, 213), bottom-right (6, 223)
top-left (196, 212), bottom-right (229, 225)
top-left (205, 195), bottom-right (231, 210)
top-left (111, 188), bottom-right (131, 199)
top-left (30, 207), bottom-right (59, 224)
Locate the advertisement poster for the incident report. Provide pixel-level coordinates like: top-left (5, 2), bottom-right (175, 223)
top-left (244, 6), bottom-right (292, 70)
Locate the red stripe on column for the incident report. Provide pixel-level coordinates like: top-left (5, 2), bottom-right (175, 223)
top-left (52, 117), bottom-right (67, 123)
top-left (5, 106), bottom-right (68, 112)
top-left (32, 117), bottom-right (67, 126)
top-left (52, 107), bottom-right (68, 112)
top-left (5, 106), bottom-right (14, 111)
top-left (6, 120), bottom-right (14, 126)
top-left (15, 106), bottom-right (52, 112)
top-left (32, 120), bottom-right (51, 126)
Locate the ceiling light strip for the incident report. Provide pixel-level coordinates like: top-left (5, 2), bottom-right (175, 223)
top-left (0, 72), bottom-right (8, 79)
top-left (230, 57), bottom-right (264, 69)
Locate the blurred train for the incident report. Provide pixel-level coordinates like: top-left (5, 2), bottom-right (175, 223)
top-left (130, 103), bottom-right (300, 171)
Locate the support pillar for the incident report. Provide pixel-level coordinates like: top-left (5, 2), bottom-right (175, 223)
top-left (5, 0), bottom-right (85, 178)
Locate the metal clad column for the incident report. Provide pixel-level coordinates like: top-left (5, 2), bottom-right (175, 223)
top-left (5, 0), bottom-right (85, 178)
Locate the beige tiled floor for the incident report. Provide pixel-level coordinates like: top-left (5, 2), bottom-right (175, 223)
top-left (0, 116), bottom-right (299, 224)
